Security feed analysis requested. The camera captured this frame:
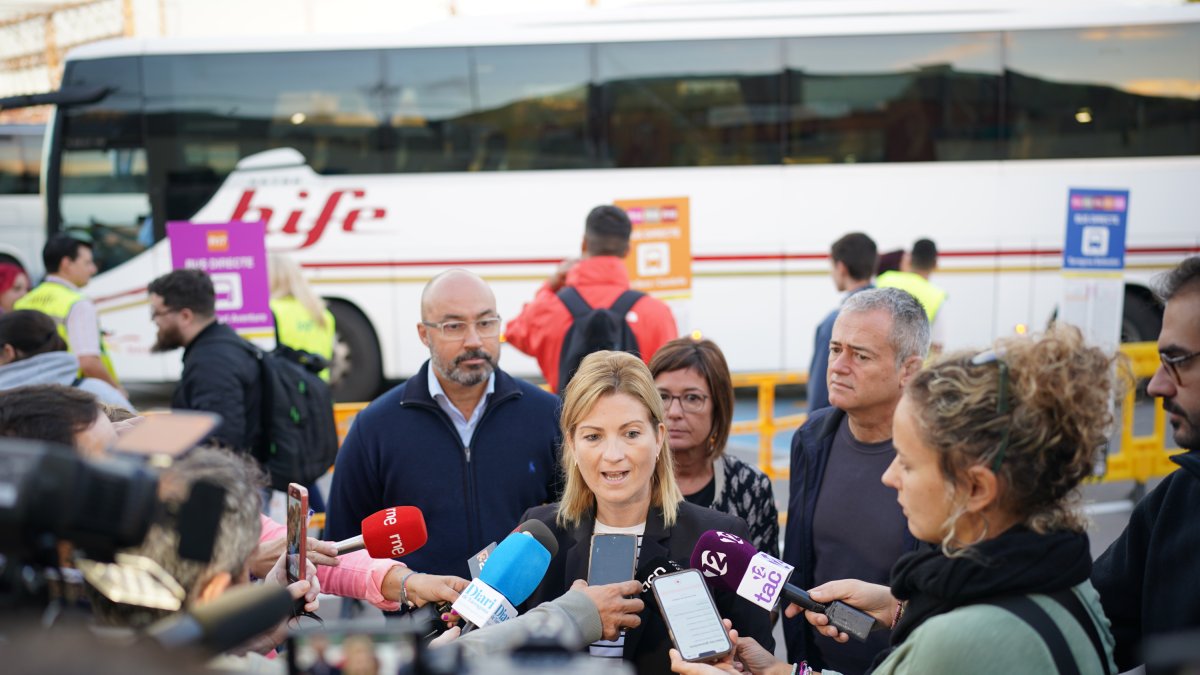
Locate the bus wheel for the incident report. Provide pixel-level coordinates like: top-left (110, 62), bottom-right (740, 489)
top-left (327, 300), bottom-right (383, 403)
top-left (1121, 287), bottom-right (1162, 344)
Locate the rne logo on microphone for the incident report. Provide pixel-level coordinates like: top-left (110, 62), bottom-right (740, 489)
top-left (389, 533), bottom-right (406, 556)
top-left (383, 508), bottom-right (397, 526)
top-left (700, 551), bottom-right (728, 577)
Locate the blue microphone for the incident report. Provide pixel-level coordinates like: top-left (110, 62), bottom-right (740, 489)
top-left (452, 531), bottom-right (551, 630)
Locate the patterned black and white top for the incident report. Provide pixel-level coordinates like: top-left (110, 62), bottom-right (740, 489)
top-left (710, 454), bottom-right (780, 559)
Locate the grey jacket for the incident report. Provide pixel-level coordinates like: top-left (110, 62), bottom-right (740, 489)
top-left (0, 351), bottom-right (135, 411)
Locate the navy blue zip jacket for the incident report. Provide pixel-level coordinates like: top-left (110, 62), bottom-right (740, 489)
top-left (326, 362), bottom-right (561, 579)
top-left (1093, 449), bottom-right (1200, 671)
top-left (781, 405), bottom-right (919, 667)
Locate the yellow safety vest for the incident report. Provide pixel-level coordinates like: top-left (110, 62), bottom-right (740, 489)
top-left (14, 280), bottom-right (121, 384)
top-left (876, 271), bottom-right (947, 322)
top-left (270, 297), bottom-right (336, 381)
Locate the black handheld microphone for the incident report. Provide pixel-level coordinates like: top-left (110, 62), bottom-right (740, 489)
top-left (144, 583), bottom-right (293, 654)
top-left (690, 530), bottom-right (875, 642)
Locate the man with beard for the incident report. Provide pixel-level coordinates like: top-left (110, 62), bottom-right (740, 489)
top-left (1093, 256), bottom-right (1200, 672)
top-left (327, 269), bottom-right (561, 579)
top-left (147, 269), bottom-right (264, 454)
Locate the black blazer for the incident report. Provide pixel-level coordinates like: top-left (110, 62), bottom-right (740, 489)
top-left (519, 501), bottom-right (775, 675)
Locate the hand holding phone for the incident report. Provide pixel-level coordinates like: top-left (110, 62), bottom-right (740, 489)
top-left (652, 569), bottom-right (734, 663)
top-left (286, 483), bottom-right (309, 585)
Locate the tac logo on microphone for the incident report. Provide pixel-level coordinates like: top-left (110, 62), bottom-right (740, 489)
top-left (716, 531), bottom-right (745, 545)
top-left (737, 552), bottom-right (795, 611)
top-left (700, 550), bottom-right (728, 578)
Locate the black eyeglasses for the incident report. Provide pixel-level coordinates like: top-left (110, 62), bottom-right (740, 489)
top-left (659, 391), bottom-right (709, 413)
top-left (970, 349), bottom-right (1011, 472)
top-left (1159, 350), bottom-right (1199, 386)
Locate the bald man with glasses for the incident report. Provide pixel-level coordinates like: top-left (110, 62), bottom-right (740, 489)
top-left (327, 269), bottom-right (562, 580)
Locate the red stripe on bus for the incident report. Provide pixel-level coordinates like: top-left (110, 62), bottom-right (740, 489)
top-left (90, 244), bottom-right (1199, 304)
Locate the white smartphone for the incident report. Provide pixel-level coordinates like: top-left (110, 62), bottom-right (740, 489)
top-left (651, 568), bottom-right (734, 663)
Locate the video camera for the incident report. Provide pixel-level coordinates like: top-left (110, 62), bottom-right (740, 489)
top-left (0, 437), bottom-right (159, 566)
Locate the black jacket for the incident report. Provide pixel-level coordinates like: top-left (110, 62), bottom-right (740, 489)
top-left (520, 501), bottom-right (775, 675)
top-left (1092, 450), bottom-right (1200, 671)
top-left (782, 406), bottom-right (919, 670)
top-left (172, 321), bottom-right (263, 453)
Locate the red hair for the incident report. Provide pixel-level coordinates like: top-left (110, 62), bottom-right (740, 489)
top-left (0, 263), bottom-right (26, 296)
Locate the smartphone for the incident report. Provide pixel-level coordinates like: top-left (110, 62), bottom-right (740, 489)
top-left (286, 483), bottom-right (309, 585)
top-left (587, 534), bottom-right (637, 586)
top-left (651, 568), bottom-right (734, 663)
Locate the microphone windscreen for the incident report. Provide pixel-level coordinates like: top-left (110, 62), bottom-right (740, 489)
top-left (689, 530), bottom-right (757, 592)
top-left (479, 532), bottom-right (552, 606)
top-left (514, 519), bottom-right (559, 557)
top-left (360, 506), bottom-right (428, 559)
top-left (190, 584), bottom-right (293, 653)
top-left (635, 555), bottom-right (683, 595)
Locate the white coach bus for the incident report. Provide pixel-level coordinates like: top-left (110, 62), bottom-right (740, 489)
top-left (37, 1), bottom-right (1200, 400)
top-left (0, 124), bottom-right (46, 276)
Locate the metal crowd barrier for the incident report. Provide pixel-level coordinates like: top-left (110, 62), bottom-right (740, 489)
top-left (330, 342), bottom-right (1179, 488)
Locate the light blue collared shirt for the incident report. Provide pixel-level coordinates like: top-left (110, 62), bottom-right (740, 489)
top-left (428, 369), bottom-right (495, 448)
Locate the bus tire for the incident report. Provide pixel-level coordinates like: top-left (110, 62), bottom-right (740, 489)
top-left (1121, 287), bottom-right (1162, 344)
top-left (326, 299), bottom-right (383, 403)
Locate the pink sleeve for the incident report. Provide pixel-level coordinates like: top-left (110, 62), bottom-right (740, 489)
top-left (259, 515), bottom-right (401, 611)
top-left (259, 514), bottom-right (285, 543)
top-left (316, 550), bottom-right (404, 612)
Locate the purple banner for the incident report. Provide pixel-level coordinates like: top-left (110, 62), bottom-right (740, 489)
top-left (167, 221), bottom-right (273, 331)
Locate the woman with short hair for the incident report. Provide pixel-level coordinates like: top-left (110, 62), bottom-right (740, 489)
top-left (650, 337), bottom-right (779, 558)
top-left (521, 350), bottom-right (774, 675)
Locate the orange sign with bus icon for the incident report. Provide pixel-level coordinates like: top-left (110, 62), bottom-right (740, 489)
top-left (615, 197), bottom-right (692, 298)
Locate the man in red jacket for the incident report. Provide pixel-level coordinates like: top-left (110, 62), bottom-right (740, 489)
top-left (505, 205), bottom-right (678, 392)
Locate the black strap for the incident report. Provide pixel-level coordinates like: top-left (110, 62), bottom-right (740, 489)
top-left (557, 286), bottom-right (645, 319)
top-left (609, 289), bottom-right (644, 316)
top-left (1047, 589), bottom-right (1112, 674)
top-left (987, 595), bottom-right (1080, 675)
top-left (70, 375), bottom-right (85, 387)
top-left (556, 286), bottom-right (593, 319)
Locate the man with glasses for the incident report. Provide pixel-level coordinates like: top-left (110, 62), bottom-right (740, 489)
top-left (783, 287), bottom-right (930, 675)
top-left (1093, 256), bottom-right (1200, 671)
top-left (147, 269), bottom-right (264, 455)
top-left (328, 269), bottom-right (561, 579)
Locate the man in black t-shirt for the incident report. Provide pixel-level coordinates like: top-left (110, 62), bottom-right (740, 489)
top-left (783, 288), bottom-right (930, 675)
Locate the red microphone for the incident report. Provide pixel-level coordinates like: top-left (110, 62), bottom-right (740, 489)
top-left (334, 506), bottom-right (428, 557)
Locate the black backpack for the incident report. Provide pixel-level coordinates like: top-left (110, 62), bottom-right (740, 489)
top-left (227, 338), bottom-right (339, 491)
top-left (556, 286), bottom-right (644, 392)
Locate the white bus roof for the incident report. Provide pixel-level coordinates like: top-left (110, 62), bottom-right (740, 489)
top-left (67, 0), bottom-right (1200, 61)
